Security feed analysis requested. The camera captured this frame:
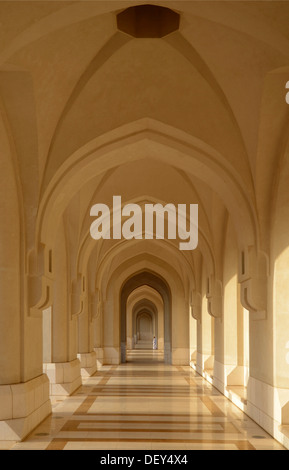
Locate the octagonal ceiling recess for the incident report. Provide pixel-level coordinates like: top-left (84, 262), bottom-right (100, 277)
top-left (116, 4), bottom-right (180, 38)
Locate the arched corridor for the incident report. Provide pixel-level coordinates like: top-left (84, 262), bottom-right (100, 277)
top-left (1, 0), bottom-right (289, 452)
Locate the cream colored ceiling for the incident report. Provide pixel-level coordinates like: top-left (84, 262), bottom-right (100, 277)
top-left (1, 1), bottom-right (289, 290)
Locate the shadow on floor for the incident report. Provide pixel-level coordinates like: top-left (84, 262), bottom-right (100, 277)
top-left (126, 349), bottom-right (164, 363)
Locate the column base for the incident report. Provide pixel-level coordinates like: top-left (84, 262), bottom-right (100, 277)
top-left (77, 352), bottom-right (97, 377)
top-left (171, 348), bottom-right (190, 366)
top-left (213, 360), bottom-right (249, 391)
top-left (103, 347), bottom-right (120, 365)
top-left (0, 374), bottom-right (51, 441)
top-left (43, 359), bottom-right (82, 396)
top-left (94, 348), bottom-right (104, 369)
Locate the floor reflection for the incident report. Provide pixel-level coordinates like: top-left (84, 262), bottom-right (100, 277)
top-left (9, 353), bottom-right (285, 450)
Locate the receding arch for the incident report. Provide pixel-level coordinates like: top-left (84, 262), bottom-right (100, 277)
top-left (120, 270), bottom-right (172, 363)
top-left (37, 119), bottom-right (258, 253)
top-left (127, 287), bottom-right (164, 352)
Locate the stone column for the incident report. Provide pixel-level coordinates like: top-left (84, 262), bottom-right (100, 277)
top-left (214, 221), bottom-right (246, 393)
top-left (0, 134), bottom-right (51, 440)
top-left (93, 293), bottom-right (104, 369)
top-left (171, 294), bottom-right (190, 365)
top-left (197, 263), bottom-right (214, 377)
top-left (103, 299), bottom-right (120, 364)
top-left (43, 224), bottom-right (82, 397)
top-left (77, 286), bottom-right (97, 377)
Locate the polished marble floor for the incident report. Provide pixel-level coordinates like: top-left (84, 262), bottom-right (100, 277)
top-left (6, 351), bottom-right (285, 450)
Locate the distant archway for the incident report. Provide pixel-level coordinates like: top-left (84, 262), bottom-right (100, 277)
top-left (120, 270), bottom-right (171, 363)
top-left (136, 311), bottom-right (153, 342)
